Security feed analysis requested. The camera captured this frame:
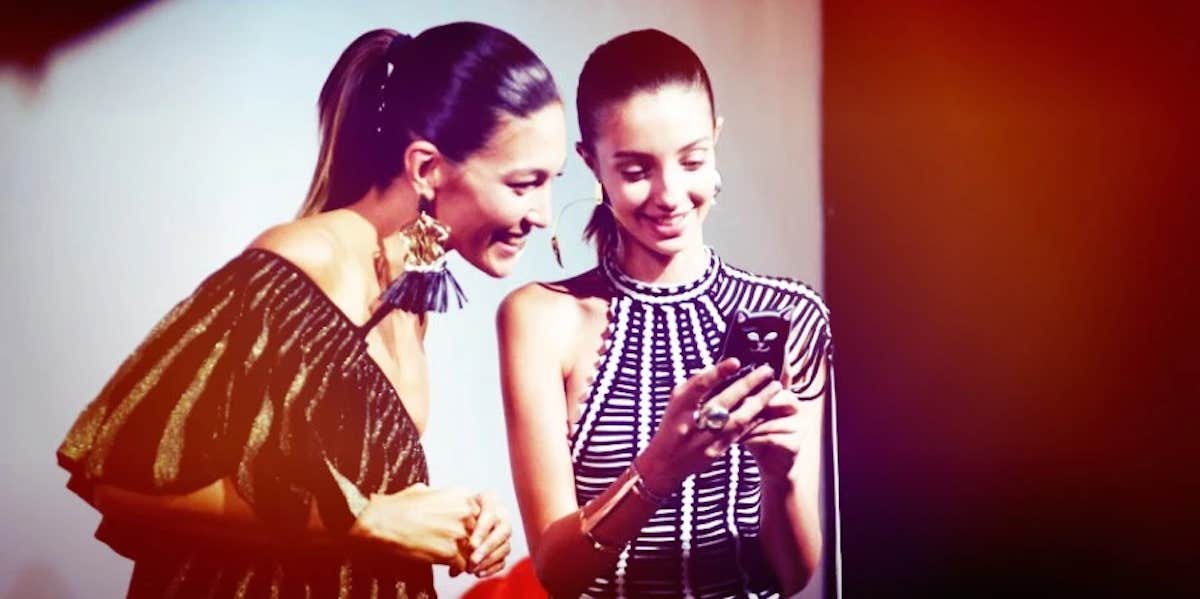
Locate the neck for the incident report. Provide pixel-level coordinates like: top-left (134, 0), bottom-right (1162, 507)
top-left (345, 185), bottom-right (421, 282)
top-left (614, 237), bottom-right (709, 284)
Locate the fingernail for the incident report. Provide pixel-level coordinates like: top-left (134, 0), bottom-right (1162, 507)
top-left (470, 550), bottom-right (483, 563)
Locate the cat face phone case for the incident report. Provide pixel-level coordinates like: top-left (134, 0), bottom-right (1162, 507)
top-left (711, 306), bottom-right (792, 396)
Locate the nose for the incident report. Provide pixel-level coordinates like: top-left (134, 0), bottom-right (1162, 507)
top-left (524, 187), bottom-right (552, 229)
top-left (650, 165), bottom-right (689, 213)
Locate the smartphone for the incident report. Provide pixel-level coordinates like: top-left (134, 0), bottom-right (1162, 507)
top-left (711, 306), bottom-right (791, 397)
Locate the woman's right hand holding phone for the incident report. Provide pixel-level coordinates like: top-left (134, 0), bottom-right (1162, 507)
top-left (636, 358), bottom-right (784, 494)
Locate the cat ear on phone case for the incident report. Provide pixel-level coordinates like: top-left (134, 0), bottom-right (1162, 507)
top-left (733, 304), bottom-right (797, 323)
top-left (713, 306), bottom-right (793, 396)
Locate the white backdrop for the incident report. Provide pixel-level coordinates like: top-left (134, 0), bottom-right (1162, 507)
top-left (0, 1), bottom-right (823, 597)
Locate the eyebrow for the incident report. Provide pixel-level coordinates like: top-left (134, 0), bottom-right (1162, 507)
top-left (505, 160), bottom-right (567, 180)
top-left (611, 136), bottom-right (711, 160)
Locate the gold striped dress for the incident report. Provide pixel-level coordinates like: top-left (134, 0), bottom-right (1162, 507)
top-left (58, 248), bottom-right (435, 598)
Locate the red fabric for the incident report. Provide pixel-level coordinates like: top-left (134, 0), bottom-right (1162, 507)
top-left (460, 557), bottom-right (548, 599)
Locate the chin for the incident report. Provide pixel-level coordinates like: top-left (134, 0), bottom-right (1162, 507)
top-left (634, 231), bottom-right (698, 258)
top-left (462, 246), bottom-right (519, 278)
top-left (484, 261), bottom-right (515, 278)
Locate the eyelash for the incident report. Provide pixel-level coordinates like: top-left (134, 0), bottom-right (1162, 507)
top-left (619, 157), bottom-right (707, 182)
top-left (509, 176), bottom-right (550, 193)
top-left (620, 169), bottom-right (647, 182)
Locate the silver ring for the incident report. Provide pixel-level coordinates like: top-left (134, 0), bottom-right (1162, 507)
top-left (693, 403), bottom-right (730, 431)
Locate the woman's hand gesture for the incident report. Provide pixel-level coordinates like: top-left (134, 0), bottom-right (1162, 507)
top-left (637, 358), bottom-right (784, 492)
top-left (351, 483), bottom-right (479, 572)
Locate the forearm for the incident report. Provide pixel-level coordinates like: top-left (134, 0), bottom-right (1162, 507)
top-left (759, 473), bottom-right (823, 594)
top-left (532, 462), bottom-right (666, 597)
top-left (94, 478), bottom-right (331, 544)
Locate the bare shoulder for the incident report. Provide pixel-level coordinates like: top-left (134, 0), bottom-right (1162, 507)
top-left (247, 217), bottom-right (343, 291)
top-left (498, 267), bottom-right (610, 332)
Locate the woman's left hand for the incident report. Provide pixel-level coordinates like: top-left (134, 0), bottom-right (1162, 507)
top-left (739, 388), bottom-right (818, 481)
top-left (458, 491), bottom-right (513, 578)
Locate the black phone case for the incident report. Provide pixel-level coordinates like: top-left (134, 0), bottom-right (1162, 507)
top-left (711, 307), bottom-right (790, 397)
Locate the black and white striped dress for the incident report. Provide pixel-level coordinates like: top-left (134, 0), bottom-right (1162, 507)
top-left (570, 248), bottom-right (840, 599)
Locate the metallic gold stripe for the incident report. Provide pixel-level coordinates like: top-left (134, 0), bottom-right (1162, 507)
top-left (236, 397), bottom-right (275, 503)
top-left (338, 559), bottom-right (352, 599)
top-left (277, 362), bottom-right (310, 454)
top-left (59, 283), bottom-right (213, 462)
top-left (248, 320), bottom-right (270, 370)
top-left (58, 397), bottom-right (111, 462)
top-left (153, 331), bottom-right (230, 487)
top-left (163, 554), bottom-right (193, 598)
top-left (233, 567), bottom-right (255, 599)
top-left (86, 291), bottom-right (236, 478)
top-left (269, 563), bottom-right (283, 599)
top-left (247, 265), bottom-right (290, 311)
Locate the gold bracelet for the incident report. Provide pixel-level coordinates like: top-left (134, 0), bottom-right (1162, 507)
top-left (577, 460), bottom-right (670, 556)
top-left (629, 457), bottom-right (671, 505)
top-left (578, 507), bottom-right (626, 555)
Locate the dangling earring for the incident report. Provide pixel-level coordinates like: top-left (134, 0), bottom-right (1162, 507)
top-left (549, 182), bottom-right (605, 268)
top-left (366, 194), bottom-right (466, 326)
top-left (549, 218), bottom-right (565, 269)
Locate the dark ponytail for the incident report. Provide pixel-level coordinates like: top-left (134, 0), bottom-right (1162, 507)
top-left (299, 23), bottom-right (560, 217)
top-left (582, 188), bottom-right (619, 265)
top-left (576, 29), bottom-right (715, 261)
top-left (299, 29), bottom-right (398, 216)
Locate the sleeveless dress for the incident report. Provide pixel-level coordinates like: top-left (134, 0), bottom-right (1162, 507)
top-left (57, 248), bottom-right (435, 598)
top-left (569, 249), bottom-right (841, 598)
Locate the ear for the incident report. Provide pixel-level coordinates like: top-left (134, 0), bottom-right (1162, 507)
top-left (403, 139), bottom-right (446, 200)
top-left (576, 141), bottom-right (600, 178)
top-left (713, 115), bottom-right (725, 147)
top-left (735, 309), bottom-right (747, 324)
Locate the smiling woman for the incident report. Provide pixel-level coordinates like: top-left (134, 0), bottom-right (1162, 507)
top-left (586, 84), bottom-right (718, 265)
top-left (433, 108), bottom-right (567, 277)
top-left (55, 21), bottom-right (566, 599)
top-left (498, 29), bottom-right (839, 598)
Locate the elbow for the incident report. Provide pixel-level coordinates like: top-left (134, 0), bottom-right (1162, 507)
top-left (779, 534), bottom-right (823, 595)
top-left (794, 561), bottom-right (819, 594)
top-left (525, 534), bottom-right (555, 594)
top-left (531, 552), bottom-right (554, 594)
top-left (531, 551), bottom-right (566, 598)
top-left (779, 561), bottom-right (819, 597)
top-left (531, 545), bottom-right (585, 598)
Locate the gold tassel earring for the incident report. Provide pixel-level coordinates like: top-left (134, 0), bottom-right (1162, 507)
top-left (365, 194), bottom-right (465, 327)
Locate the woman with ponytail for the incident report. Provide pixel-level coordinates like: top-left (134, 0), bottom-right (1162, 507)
top-left (57, 22), bottom-right (566, 598)
top-left (500, 30), bottom-right (839, 598)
